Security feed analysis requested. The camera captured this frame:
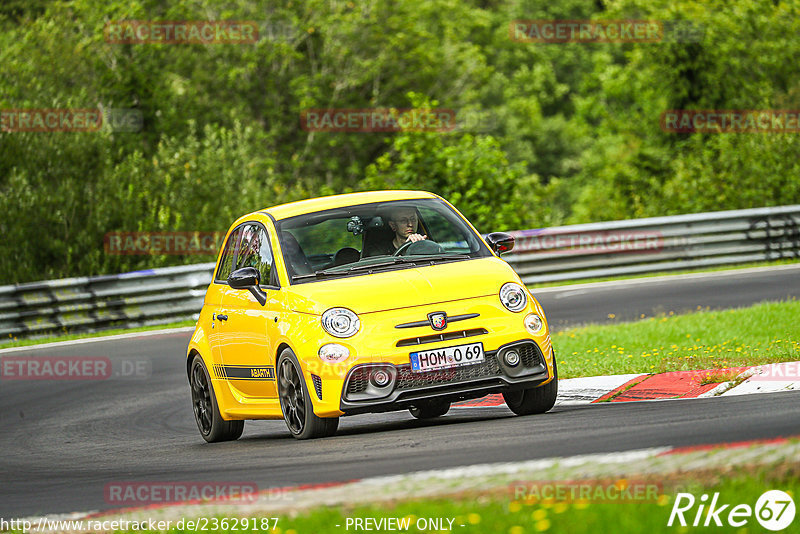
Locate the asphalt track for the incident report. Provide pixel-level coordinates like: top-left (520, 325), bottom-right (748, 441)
top-left (2, 265), bottom-right (799, 517)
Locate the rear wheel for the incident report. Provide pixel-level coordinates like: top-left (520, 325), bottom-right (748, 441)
top-left (277, 349), bottom-right (339, 439)
top-left (502, 359), bottom-right (558, 416)
top-left (409, 399), bottom-right (451, 419)
top-left (190, 355), bottom-right (244, 442)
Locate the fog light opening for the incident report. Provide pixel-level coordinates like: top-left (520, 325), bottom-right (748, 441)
top-left (370, 369), bottom-right (391, 388)
top-left (504, 349), bottom-right (520, 367)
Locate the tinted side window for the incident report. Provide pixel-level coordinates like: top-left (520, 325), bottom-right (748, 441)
top-left (215, 226), bottom-right (243, 282)
top-left (418, 207), bottom-right (472, 253)
top-left (290, 218), bottom-right (362, 269)
top-left (236, 224), bottom-right (275, 287)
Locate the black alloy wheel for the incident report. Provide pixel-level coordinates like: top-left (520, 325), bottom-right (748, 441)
top-left (190, 355), bottom-right (244, 442)
top-left (277, 349), bottom-right (339, 439)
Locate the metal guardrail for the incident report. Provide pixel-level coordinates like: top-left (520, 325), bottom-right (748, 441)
top-left (506, 205), bottom-right (800, 284)
top-left (0, 264), bottom-right (215, 339)
top-left (1, 205), bottom-right (798, 338)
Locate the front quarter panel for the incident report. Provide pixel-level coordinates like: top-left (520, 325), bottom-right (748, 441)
top-left (273, 297), bottom-right (347, 417)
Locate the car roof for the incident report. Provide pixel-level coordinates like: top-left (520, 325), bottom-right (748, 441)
top-left (257, 190), bottom-right (438, 221)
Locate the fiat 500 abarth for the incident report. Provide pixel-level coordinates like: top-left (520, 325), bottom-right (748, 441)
top-left (187, 190), bottom-right (557, 441)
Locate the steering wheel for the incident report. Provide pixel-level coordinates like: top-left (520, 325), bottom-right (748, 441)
top-left (393, 240), bottom-right (416, 256)
top-left (393, 239), bottom-right (443, 256)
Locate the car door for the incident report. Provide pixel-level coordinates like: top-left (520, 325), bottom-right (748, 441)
top-left (208, 224), bottom-right (242, 379)
top-left (216, 221), bottom-right (281, 399)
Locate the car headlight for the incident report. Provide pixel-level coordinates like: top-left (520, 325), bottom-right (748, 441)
top-left (321, 307), bottom-right (360, 338)
top-left (318, 343), bottom-right (350, 363)
top-left (499, 282), bottom-right (528, 312)
top-left (524, 313), bottom-right (543, 334)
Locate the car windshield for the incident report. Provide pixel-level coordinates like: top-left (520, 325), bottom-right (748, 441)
top-left (275, 198), bottom-right (492, 283)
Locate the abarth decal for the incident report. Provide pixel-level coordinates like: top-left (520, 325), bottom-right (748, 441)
top-left (213, 364), bottom-right (275, 381)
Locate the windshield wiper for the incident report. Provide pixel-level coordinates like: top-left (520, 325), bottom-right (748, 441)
top-left (292, 254), bottom-right (472, 280)
top-left (291, 270), bottom-right (351, 281)
top-left (338, 254), bottom-right (472, 273)
top-left (405, 253), bottom-right (471, 263)
top-left (336, 257), bottom-right (417, 273)
top-left (291, 259), bottom-right (410, 280)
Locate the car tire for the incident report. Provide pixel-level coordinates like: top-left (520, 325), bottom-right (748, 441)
top-left (190, 355), bottom-right (245, 443)
top-left (277, 348), bottom-right (339, 439)
top-left (409, 399), bottom-right (451, 419)
top-left (502, 358), bottom-right (558, 416)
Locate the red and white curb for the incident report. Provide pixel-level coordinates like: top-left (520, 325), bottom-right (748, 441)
top-left (453, 361), bottom-right (800, 408)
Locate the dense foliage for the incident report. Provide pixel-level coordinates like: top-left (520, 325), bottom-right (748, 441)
top-left (1, 0), bottom-right (798, 283)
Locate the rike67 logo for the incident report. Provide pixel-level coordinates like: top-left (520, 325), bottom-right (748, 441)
top-left (668, 490), bottom-right (795, 531)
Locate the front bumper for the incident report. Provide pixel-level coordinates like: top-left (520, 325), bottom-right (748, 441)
top-left (339, 339), bottom-right (551, 415)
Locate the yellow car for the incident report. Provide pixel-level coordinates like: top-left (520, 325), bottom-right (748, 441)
top-left (187, 190), bottom-right (556, 441)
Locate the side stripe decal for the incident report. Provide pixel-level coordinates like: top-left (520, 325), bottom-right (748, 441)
top-left (213, 364), bottom-right (275, 381)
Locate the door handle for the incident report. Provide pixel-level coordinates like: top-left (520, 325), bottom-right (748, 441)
top-left (216, 314), bottom-right (228, 321)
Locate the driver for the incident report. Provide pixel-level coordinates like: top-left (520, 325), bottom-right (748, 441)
top-left (386, 206), bottom-right (426, 252)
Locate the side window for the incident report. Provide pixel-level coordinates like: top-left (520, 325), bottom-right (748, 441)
top-left (236, 224), bottom-right (275, 287)
top-left (215, 226), bottom-right (243, 282)
top-left (289, 218), bottom-right (362, 269)
top-left (418, 207), bottom-right (471, 253)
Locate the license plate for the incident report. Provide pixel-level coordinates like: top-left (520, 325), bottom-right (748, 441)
top-left (410, 342), bottom-right (484, 373)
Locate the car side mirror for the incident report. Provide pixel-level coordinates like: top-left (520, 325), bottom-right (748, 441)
top-left (486, 232), bottom-right (515, 255)
top-left (228, 267), bottom-right (267, 306)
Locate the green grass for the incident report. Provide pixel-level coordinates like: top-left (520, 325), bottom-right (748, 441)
top-left (528, 258), bottom-right (800, 289)
top-left (271, 468), bottom-right (797, 534)
top-left (554, 299), bottom-right (800, 378)
top-left (79, 462), bottom-right (797, 534)
top-left (0, 320), bottom-right (195, 349)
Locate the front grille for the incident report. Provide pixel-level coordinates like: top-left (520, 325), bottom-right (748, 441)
top-left (396, 328), bottom-right (488, 347)
top-left (346, 368), bottom-right (370, 395)
top-left (311, 374), bottom-right (323, 400)
top-left (342, 340), bottom-right (546, 402)
top-left (518, 343), bottom-right (543, 367)
top-left (395, 353), bottom-right (501, 390)
top-left (344, 354), bottom-right (502, 397)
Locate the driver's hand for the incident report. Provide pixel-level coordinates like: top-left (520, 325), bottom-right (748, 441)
top-left (406, 233), bottom-right (427, 243)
